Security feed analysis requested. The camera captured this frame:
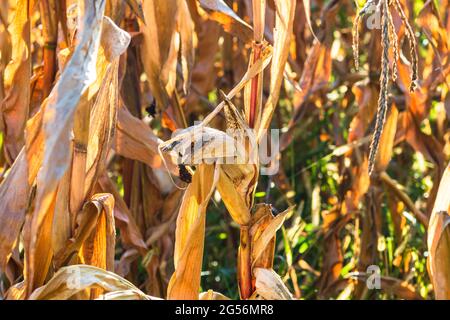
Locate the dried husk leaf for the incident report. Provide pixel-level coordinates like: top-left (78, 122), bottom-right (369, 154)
top-left (250, 205), bottom-right (291, 268)
top-left (220, 164), bottom-right (258, 213)
top-left (162, 126), bottom-right (246, 165)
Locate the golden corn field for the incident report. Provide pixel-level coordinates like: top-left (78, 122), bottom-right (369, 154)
top-left (0, 0), bottom-right (450, 301)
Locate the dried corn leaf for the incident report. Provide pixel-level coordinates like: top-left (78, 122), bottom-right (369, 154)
top-left (1, 0), bottom-right (34, 162)
top-left (0, 150), bottom-right (28, 273)
top-left (140, 0), bottom-right (178, 109)
top-left (167, 164), bottom-right (218, 299)
top-left (254, 268), bottom-right (294, 300)
top-left (427, 162), bottom-right (450, 299)
top-left (0, 93), bottom-right (49, 275)
top-left (351, 273), bottom-right (423, 300)
top-left (258, 0), bottom-right (296, 135)
top-left (373, 104), bottom-right (398, 173)
top-left (114, 104), bottom-right (177, 174)
top-left (23, 0), bottom-right (107, 294)
top-left (216, 168), bottom-right (251, 225)
top-left (251, 205), bottom-right (291, 268)
top-left (178, 0), bottom-right (195, 94)
top-left (29, 265), bottom-right (145, 300)
top-left (98, 174), bottom-right (147, 252)
top-left (198, 0), bottom-right (253, 43)
top-left (5, 281), bottom-right (26, 300)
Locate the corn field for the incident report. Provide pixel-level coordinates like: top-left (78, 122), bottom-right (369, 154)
top-left (0, 0), bottom-right (449, 301)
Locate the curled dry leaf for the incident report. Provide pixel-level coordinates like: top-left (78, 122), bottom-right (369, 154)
top-left (254, 268), bottom-right (294, 300)
top-left (53, 194), bottom-right (115, 271)
top-left (29, 265), bottom-right (148, 300)
top-left (198, 0), bottom-right (253, 44)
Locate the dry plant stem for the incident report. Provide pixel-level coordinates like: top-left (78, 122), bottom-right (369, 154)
top-left (249, 42), bottom-right (263, 128)
top-left (39, 0), bottom-right (58, 98)
top-left (238, 225), bottom-right (253, 299)
top-left (237, 0), bottom-right (266, 300)
top-left (248, 0), bottom-right (265, 129)
top-left (380, 171), bottom-right (429, 227)
top-left (368, 0), bottom-right (390, 176)
top-left (70, 98), bottom-right (90, 217)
